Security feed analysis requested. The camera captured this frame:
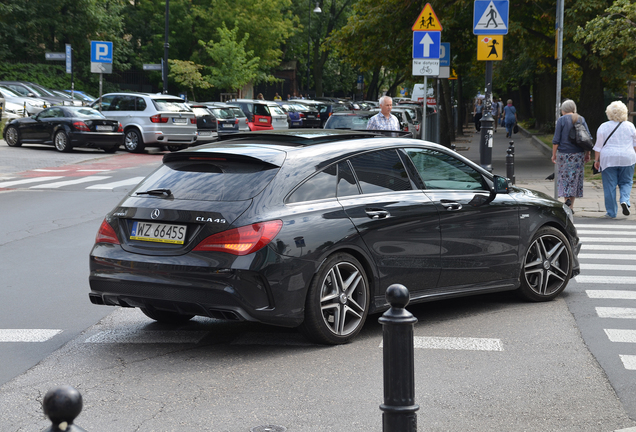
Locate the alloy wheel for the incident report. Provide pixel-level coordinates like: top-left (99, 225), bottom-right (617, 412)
top-left (319, 261), bottom-right (368, 337)
top-left (523, 233), bottom-right (571, 297)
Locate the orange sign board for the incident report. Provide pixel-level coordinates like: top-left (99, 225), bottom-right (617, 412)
top-left (477, 35), bottom-right (503, 61)
top-left (412, 3), bottom-right (443, 31)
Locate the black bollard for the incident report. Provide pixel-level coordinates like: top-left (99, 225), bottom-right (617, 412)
top-left (42, 385), bottom-right (87, 432)
top-left (506, 140), bottom-right (515, 185)
top-left (450, 142), bottom-right (456, 152)
top-left (379, 284), bottom-right (419, 432)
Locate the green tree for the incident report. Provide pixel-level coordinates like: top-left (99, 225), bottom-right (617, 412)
top-left (168, 59), bottom-right (212, 101)
top-left (199, 23), bottom-right (260, 94)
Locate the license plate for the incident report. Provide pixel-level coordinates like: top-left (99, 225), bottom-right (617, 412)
top-left (96, 125), bottom-right (113, 131)
top-left (307, 116), bottom-right (315, 119)
top-left (172, 118), bottom-right (187, 124)
top-left (258, 118), bottom-right (268, 123)
top-left (222, 124), bottom-right (234, 128)
top-left (198, 131), bottom-right (211, 136)
top-left (292, 122), bottom-right (301, 126)
top-left (131, 221), bottom-right (186, 244)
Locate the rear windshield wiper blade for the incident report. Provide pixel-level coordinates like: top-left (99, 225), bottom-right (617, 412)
top-left (135, 188), bottom-right (172, 197)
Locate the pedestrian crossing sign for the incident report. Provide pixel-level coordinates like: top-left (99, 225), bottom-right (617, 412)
top-left (474, 0), bottom-right (509, 35)
top-left (477, 35), bottom-right (504, 61)
top-left (412, 3), bottom-right (443, 31)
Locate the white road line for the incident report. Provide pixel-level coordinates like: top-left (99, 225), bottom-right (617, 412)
top-left (579, 237), bottom-right (636, 243)
top-left (578, 253), bottom-right (636, 261)
top-left (575, 275), bottom-right (636, 284)
top-left (0, 329), bottom-right (62, 342)
top-left (605, 329), bottom-right (636, 343)
top-left (620, 355), bottom-right (636, 371)
top-left (582, 245), bottom-right (636, 251)
top-left (0, 176), bottom-right (64, 188)
top-left (581, 263), bottom-right (636, 271)
top-left (596, 307), bottom-right (636, 319)
top-left (379, 336), bottom-right (503, 351)
top-left (576, 224), bottom-right (636, 230)
top-left (29, 176), bottom-right (111, 189)
top-left (78, 169), bottom-right (112, 172)
top-left (587, 290), bottom-right (636, 300)
top-left (578, 230), bottom-right (636, 235)
top-left (32, 169), bottom-right (70, 172)
top-left (86, 176), bottom-right (145, 190)
top-left (84, 330), bottom-right (208, 344)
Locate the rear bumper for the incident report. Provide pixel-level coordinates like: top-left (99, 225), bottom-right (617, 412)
top-left (248, 123), bottom-right (274, 131)
top-left (69, 132), bottom-right (124, 147)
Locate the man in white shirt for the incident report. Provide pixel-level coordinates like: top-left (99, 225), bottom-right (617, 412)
top-left (367, 96), bottom-right (400, 131)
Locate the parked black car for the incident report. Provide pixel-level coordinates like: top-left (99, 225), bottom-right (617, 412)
top-left (89, 130), bottom-right (580, 345)
top-left (3, 106), bottom-right (123, 153)
top-left (188, 105), bottom-right (239, 143)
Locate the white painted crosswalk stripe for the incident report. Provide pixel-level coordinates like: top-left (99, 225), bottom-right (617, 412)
top-left (579, 237), bottom-right (636, 243)
top-left (0, 176), bottom-right (64, 188)
top-left (581, 263), bottom-right (636, 271)
top-left (0, 329), bottom-right (62, 342)
top-left (578, 230), bottom-right (636, 235)
top-left (596, 307), bottom-right (636, 319)
top-left (605, 329), bottom-right (636, 344)
top-left (576, 224), bottom-right (636, 230)
top-left (84, 329), bottom-right (208, 344)
top-left (379, 336), bottom-right (503, 351)
top-left (587, 290), bottom-right (636, 300)
top-left (578, 253), bottom-right (636, 261)
top-left (576, 275), bottom-right (636, 284)
top-left (582, 244), bottom-right (636, 251)
top-left (86, 177), bottom-right (145, 190)
top-left (29, 175), bottom-right (111, 189)
top-left (620, 355), bottom-right (636, 370)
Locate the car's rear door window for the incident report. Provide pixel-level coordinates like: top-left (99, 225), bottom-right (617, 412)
top-left (348, 149), bottom-right (413, 194)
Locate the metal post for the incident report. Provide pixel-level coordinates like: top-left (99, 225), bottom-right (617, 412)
top-left (306, 2), bottom-right (321, 98)
top-left (379, 284), bottom-right (419, 432)
top-left (479, 61), bottom-right (494, 172)
top-left (421, 76), bottom-right (427, 141)
top-left (42, 385), bottom-right (87, 432)
top-left (163, 0), bottom-right (170, 94)
top-left (99, 73), bottom-right (103, 112)
top-left (506, 140), bottom-right (515, 184)
top-left (554, 0), bottom-right (564, 199)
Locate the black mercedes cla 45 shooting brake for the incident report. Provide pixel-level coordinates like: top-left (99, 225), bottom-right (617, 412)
top-left (89, 130), bottom-right (581, 345)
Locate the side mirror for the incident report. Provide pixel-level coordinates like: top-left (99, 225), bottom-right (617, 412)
top-left (493, 175), bottom-right (510, 194)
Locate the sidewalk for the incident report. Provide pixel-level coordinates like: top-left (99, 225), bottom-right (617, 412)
top-left (452, 125), bottom-right (628, 219)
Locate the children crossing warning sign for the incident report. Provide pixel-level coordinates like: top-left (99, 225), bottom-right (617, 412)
top-left (477, 35), bottom-right (504, 61)
top-left (412, 3), bottom-right (443, 31)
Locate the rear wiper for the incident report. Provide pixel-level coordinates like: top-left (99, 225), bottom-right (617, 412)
top-left (136, 188), bottom-right (172, 197)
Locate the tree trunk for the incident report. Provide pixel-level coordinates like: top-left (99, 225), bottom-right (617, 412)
top-left (365, 67), bottom-right (381, 100)
top-left (532, 69), bottom-right (556, 132)
top-left (438, 78), bottom-right (454, 146)
top-left (456, 75), bottom-right (465, 136)
top-left (577, 59), bottom-right (605, 139)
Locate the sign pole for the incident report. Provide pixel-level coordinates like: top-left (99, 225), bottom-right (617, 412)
top-left (422, 76), bottom-right (427, 141)
top-left (99, 73), bottom-right (103, 112)
top-left (479, 61), bottom-right (494, 171)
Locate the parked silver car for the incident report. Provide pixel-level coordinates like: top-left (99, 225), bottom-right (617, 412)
top-left (0, 85), bottom-right (47, 116)
top-left (91, 92), bottom-right (197, 152)
top-left (264, 102), bottom-right (289, 130)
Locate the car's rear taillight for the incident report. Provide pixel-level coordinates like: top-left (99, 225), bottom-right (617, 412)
top-left (190, 117), bottom-right (196, 124)
top-left (299, 113), bottom-right (306, 118)
top-left (235, 118), bottom-right (239, 124)
top-left (117, 122), bottom-right (123, 132)
top-left (150, 114), bottom-right (169, 123)
top-left (95, 219), bottom-right (120, 245)
top-left (404, 125), bottom-right (409, 131)
top-left (193, 220), bottom-right (283, 255)
top-left (73, 121), bottom-right (90, 131)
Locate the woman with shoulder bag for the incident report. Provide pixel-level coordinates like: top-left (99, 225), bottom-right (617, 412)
top-left (593, 101), bottom-right (636, 218)
top-left (551, 99), bottom-right (591, 212)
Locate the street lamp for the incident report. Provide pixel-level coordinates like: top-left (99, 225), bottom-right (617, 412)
top-left (306, 1), bottom-right (321, 98)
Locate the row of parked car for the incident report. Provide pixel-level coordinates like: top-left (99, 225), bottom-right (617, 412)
top-left (1, 85), bottom-right (424, 153)
top-left (0, 80), bottom-right (97, 118)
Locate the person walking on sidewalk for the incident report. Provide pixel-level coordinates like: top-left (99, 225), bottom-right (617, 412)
top-left (474, 98), bottom-right (483, 132)
top-left (552, 99), bottom-right (591, 212)
top-left (502, 99), bottom-right (518, 138)
top-left (593, 101), bottom-right (636, 218)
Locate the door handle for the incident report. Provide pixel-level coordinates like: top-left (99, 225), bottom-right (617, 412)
top-left (440, 200), bottom-right (462, 211)
top-left (365, 209), bottom-right (390, 219)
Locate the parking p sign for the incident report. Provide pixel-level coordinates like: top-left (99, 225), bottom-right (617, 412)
top-left (91, 41), bottom-right (113, 63)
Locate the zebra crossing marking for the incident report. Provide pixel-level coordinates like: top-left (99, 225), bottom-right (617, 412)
top-left (576, 275), bottom-right (636, 284)
top-left (579, 253), bottom-right (636, 261)
top-left (0, 329), bottom-right (62, 342)
top-left (587, 290), bottom-right (636, 300)
top-left (0, 176), bottom-right (64, 188)
top-left (581, 264), bottom-right (636, 271)
top-left (582, 245), bottom-right (636, 252)
top-left (86, 177), bottom-right (145, 190)
top-left (619, 355), bottom-right (636, 371)
top-left (596, 307), bottom-right (636, 319)
top-left (605, 329), bottom-right (636, 344)
top-left (579, 237), bottom-right (636, 243)
top-left (29, 175), bottom-right (111, 189)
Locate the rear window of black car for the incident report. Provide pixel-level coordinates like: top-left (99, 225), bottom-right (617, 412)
top-left (133, 160), bottom-right (280, 201)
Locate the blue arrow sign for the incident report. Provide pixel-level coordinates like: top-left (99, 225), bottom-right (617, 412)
top-left (474, 0), bottom-right (509, 35)
top-left (91, 41), bottom-right (113, 63)
top-left (413, 31), bottom-right (441, 59)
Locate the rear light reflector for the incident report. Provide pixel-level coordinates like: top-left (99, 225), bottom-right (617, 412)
top-left (193, 220), bottom-right (283, 255)
top-left (150, 114), bottom-right (169, 123)
top-left (235, 118), bottom-right (239, 124)
top-left (117, 122), bottom-right (124, 132)
top-left (95, 219), bottom-right (120, 245)
top-left (73, 121), bottom-right (90, 131)
top-left (190, 117), bottom-right (196, 124)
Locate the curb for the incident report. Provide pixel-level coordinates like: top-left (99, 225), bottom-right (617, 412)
top-left (517, 125), bottom-right (552, 158)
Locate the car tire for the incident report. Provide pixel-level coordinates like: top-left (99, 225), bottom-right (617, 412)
top-left (54, 130), bottom-right (72, 153)
top-left (124, 128), bottom-right (145, 153)
top-left (103, 145), bottom-right (118, 153)
top-left (140, 307), bottom-right (194, 324)
top-left (4, 126), bottom-right (21, 147)
top-left (300, 252), bottom-right (370, 345)
top-left (518, 226), bottom-right (573, 302)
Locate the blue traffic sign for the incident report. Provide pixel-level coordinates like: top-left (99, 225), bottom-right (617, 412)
top-left (440, 43), bottom-right (450, 67)
top-left (65, 44), bottom-right (72, 74)
top-left (91, 41), bottom-right (113, 63)
top-left (413, 31), bottom-right (441, 59)
top-left (473, 0), bottom-right (509, 35)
